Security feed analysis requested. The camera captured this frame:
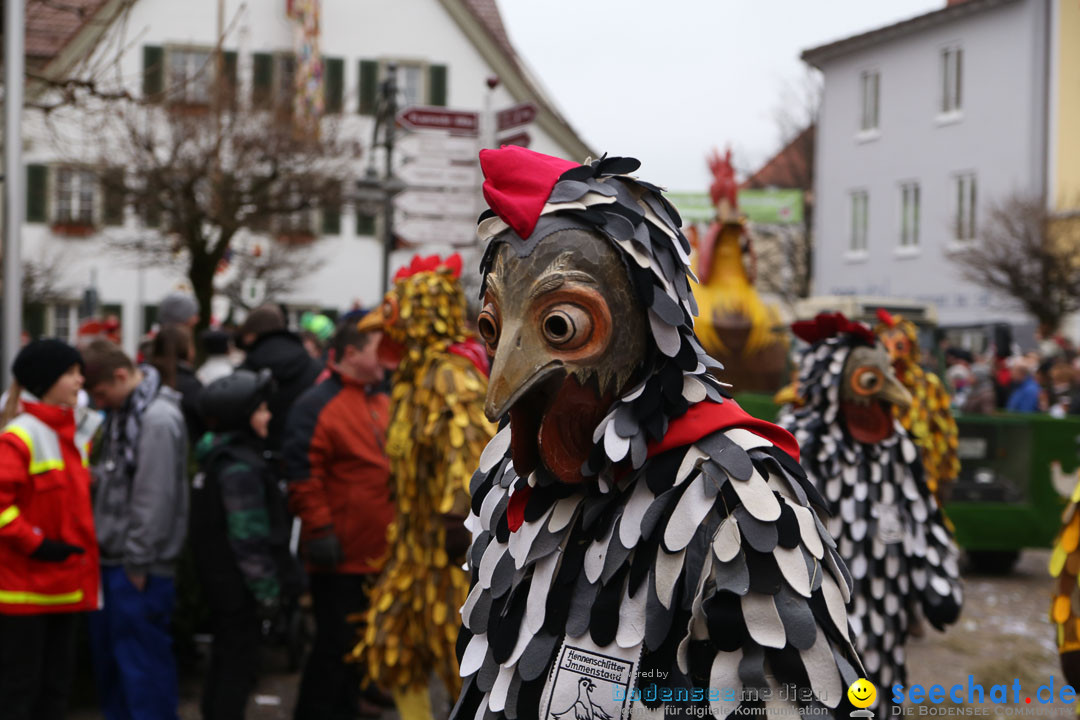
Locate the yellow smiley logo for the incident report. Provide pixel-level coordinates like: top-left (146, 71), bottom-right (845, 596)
top-left (848, 678), bottom-right (877, 708)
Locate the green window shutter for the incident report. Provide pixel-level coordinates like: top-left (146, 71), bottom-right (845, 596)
top-left (358, 60), bottom-right (378, 115)
top-left (223, 50), bottom-right (238, 102)
top-left (143, 199), bottom-right (161, 228)
top-left (252, 52), bottom-right (274, 108)
top-left (23, 303), bottom-right (46, 340)
top-left (143, 45), bottom-right (164, 99)
top-left (427, 64), bottom-right (447, 107)
top-left (321, 181), bottom-right (342, 235)
top-left (143, 304), bottom-right (158, 333)
top-left (26, 164), bottom-right (48, 223)
top-left (357, 210), bottom-right (376, 236)
top-left (102, 168), bottom-right (125, 226)
top-left (324, 57), bottom-right (344, 114)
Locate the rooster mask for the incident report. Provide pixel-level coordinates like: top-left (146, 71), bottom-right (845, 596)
top-left (476, 146), bottom-right (728, 485)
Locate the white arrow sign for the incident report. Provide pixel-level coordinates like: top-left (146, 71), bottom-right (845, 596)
top-left (394, 189), bottom-right (479, 218)
top-left (396, 217), bottom-right (477, 246)
top-left (397, 132), bottom-right (479, 164)
top-left (397, 160), bottom-right (479, 189)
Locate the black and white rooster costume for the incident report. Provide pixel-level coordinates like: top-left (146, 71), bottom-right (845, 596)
top-left (776, 313), bottom-right (963, 708)
top-left (449, 146), bottom-right (865, 720)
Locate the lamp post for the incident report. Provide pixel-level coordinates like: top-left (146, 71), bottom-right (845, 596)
top-left (3, 0), bottom-right (24, 385)
top-left (356, 63), bottom-right (407, 298)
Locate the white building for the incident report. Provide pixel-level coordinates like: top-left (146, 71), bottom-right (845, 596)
top-left (18, 0), bottom-right (591, 351)
top-left (802, 0), bottom-right (1071, 330)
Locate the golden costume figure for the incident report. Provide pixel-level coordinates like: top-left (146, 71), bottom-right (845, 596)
top-left (1051, 481), bottom-right (1080, 691)
top-left (354, 254), bottom-right (496, 719)
top-left (875, 310), bottom-right (959, 499)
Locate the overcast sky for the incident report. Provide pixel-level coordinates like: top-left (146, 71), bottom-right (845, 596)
top-left (499, 0), bottom-right (941, 192)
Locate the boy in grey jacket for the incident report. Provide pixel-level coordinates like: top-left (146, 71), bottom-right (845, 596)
top-left (82, 340), bottom-right (189, 720)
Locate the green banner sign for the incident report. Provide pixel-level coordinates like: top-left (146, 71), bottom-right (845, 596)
top-left (666, 189), bottom-right (805, 226)
top-left (737, 189), bottom-right (804, 225)
top-left (665, 192), bottom-right (714, 224)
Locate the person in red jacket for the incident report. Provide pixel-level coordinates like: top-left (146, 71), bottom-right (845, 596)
top-left (0, 339), bottom-right (103, 720)
top-left (283, 321), bottom-right (394, 719)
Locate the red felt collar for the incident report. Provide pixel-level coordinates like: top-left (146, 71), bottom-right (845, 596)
top-left (507, 400), bottom-right (800, 532)
top-left (646, 400), bottom-right (800, 463)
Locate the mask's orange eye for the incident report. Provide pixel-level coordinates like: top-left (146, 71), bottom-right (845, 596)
top-left (851, 366), bottom-right (884, 396)
top-left (477, 302), bottom-right (500, 352)
top-left (382, 295), bottom-right (399, 326)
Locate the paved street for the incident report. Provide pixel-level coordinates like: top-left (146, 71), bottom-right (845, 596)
top-left (67, 549), bottom-right (1070, 719)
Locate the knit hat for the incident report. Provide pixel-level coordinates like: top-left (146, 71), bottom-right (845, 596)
top-left (12, 339), bottom-right (84, 399)
top-left (158, 292), bottom-right (199, 326)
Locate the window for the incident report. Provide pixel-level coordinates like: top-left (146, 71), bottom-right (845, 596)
top-left (850, 191), bottom-right (869, 252)
top-left (278, 54), bottom-right (297, 110)
top-left (167, 48), bottom-right (212, 104)
top-left (942, 47), bottom-right (963, 113)
top-left (357, 210), bottom-right (377, 236)
top-left (391, 62), bottom-right (424, 108)
top-left (860, 70), bottom-right (880, 131)
top-left (954, 173), bottom-right (976, 241)
top-left (275, 181), bottom-right (315, 239)
top-left (252, 53), bottom-right (296, 111)
top-left (53, 305), bottom-right (72, 342)
top-left (900, 182), bottom-right (920, 247)
top-left (55, 168), bottom-right (97, 225)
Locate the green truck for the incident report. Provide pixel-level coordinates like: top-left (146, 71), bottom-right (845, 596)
top-left (734, 393), bottom-right (1080, 574)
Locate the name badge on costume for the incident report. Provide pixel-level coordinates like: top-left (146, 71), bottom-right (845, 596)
top-left (539, 633), bottom-right (642, 720)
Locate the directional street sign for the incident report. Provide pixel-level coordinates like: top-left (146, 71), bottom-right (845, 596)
top-left (397, 132), bottom-right (479, 164)
top-left (396, 216), bottom-right (477, 246)
top-left (497, 130), bottom-right (531, 148)
top-left (396, 106), bottom-right (479, 136)
top-left (396, 160), bottom-right (479, 189)
top-left (496, 102), bottom-right (537, 132)
top-left (394, 188), bottom-right (479, 218)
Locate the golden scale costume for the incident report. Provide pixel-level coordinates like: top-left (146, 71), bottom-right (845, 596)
top-left (874, 310), bottom-right (959, 500)
top-left (1051, 482), bottom-right (1080, 692)
top-left (354, 253), bottom-right (496, 718)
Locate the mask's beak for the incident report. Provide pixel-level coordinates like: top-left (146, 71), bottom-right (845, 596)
top-left (879, 372), bottom-right (913, 411)
top-left (484, 320), bottom-right (562, 421)
top-left (356, 306), bottom-right (385, 333)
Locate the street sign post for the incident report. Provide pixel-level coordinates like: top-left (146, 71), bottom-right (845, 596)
top-left (496, 102), bottom-right (537, 132)
top-left (395, 216), bottom-right (477, 246)
top-left (397, 132), bottom-right (479, 163)
top-left (497, 130), bottom-right (530, 148)
top-left (396, 106), bottom-right (479, 136)
top-left (394, 188), bottom-right (479, 218)
top-left (396, 160), bottom-right (478, 188)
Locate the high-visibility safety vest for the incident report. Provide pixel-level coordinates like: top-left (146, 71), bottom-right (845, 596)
top-left (0, 401), bottom-right (102, 615)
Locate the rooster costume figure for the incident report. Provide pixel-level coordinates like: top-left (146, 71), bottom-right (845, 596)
top-left (776, 314), bottom-right (963, 707)
top-left (354, 254), bottom-right (496, 718)
top-left (1049, 482), bottom-right (1080, 690)
top-left (874, 310), bottom-right (959, 500)
top-left (450, 146), bottom-right (865, 720)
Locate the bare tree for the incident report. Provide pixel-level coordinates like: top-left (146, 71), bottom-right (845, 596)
top-left (30, 2), bottom-right (352, 341)
top-left (85, 71), bottom-right (353, 338)
top-left (218, 239), bottom-right (327, 313)
top-left (745, 70), bottom-right (821, 306)
top-left (21, 250), bottom-right (72, 306)
top-left (951, 194), bottom-right (1080, 334)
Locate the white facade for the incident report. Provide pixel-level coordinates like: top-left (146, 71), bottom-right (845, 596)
top-left (20, 0), bottom-right (590, 352)
top-left (805, 0), bottom-right (1051, 327)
